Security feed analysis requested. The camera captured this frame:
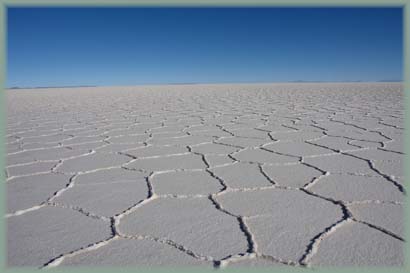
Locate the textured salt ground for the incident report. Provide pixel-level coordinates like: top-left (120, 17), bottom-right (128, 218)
top-left (5, 83), bottom-right (405, 268)
top-left (60, 238), bottom-right (210, 267)
top-left (7, 206), bottom-right (111, 266)
top-left (309, 221), bottom-right (403, 266)
top-left (151, 170), bottom-right (223, 195)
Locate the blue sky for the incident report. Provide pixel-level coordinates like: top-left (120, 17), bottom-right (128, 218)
top-left (7, 7), bottom-right (403, 87)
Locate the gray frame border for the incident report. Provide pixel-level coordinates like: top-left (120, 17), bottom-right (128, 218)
top-left (0, 1), bottom-right (408, 272)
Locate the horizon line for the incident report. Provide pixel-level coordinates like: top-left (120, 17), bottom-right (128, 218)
top-left (6, 79), bottom-right (403, 89)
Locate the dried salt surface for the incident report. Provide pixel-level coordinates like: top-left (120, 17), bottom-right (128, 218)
top-left (125, 145), bottom-right (189, 158)
top-left (383, 139), bottom-right (403, 153)
top-left (269, 130), bottom-right (324, 142)
top-left (191, 142), bottom-right (239, 155)
top-left (64, 141), bottom-right (107, 151)
top-left (148, 135), bottom-right (213, 146)
top-left (309, 136), bottom-right (363, 151)
top-left (7, 173), bottom-right (71, 213)
top-left (152, 170), bottom-right (223, 195)
top-left (349, 203), bottom-right (404, 238)
top-left (327, 129), bottom-right (388, 142)
top-left (125, 153), bottom-right (206, 172)
top-left (108, 134), bottom-right (149, 144)
top-left (7, 160), bottom-right (58, 177)
top-left (205, 154), bottom-right (236, 167)
top-left (53, 179), bottom-right (148, 217)
top-left (74, 168), bottom-right (146, 185)
top-left (215, 137), bottom-right (269, 148)
top-left (5, 83), bottom-right (405, 267)
top-left (262, 164), bottom-right (322, 188)
top-left (60, 238), bottom-right (210, 266)
top-left (7, 206), bottom-right (111, 266)
top-left (225, 257), bottom-right (285, 267)
top-left (303, 153), bottom-right (374, 174)
top-left (347, 149), bottom-right (404, 162)
top-left (309, 174), bottom-right (404, 203)
top-left (62, 135), bottom-right (106, 145)
top-left (22, 133), bottom-right (72, 144)
top-left (211, 162), bottom-right (272, 188)
top-left (264, 141), bottom-right (333, 157)
top-left (228, 128), bottom-right (271, 139)
top-left (7, 147), bottom-right (88, 166)
top-left (217, 189), bottom-right (343, 261)
top-left (118, 198), bottom-right (249, 260)
top-left (55, 153), bottom-right (132, 173)
top-left (310, 222), bottom-right (404, 266)
top-left (95, 143), bottom-right (145, 153)
top-left (233, 148), bottom-right (299, 164)
top-left (372, 160), bottom-right (403, 178)
top-left (349, 140), bottom-right (383, 149)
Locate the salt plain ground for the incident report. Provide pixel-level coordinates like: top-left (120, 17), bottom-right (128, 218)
top-left (5, 82), bottom-right (406, 268)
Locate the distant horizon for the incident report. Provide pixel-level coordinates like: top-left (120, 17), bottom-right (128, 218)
top-left (6, 79), bottom-right (403, 90)
top-left (7, 7), bottom-right (403, 87)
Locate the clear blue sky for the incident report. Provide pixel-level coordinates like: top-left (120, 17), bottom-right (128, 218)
top-left (7, 7), bottom-right (403, 87)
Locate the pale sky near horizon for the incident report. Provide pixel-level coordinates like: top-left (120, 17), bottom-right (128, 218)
top-left (7, 7), bottom-right (403, 87)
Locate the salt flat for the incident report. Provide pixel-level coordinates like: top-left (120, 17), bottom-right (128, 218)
top-left (5, 83), bottom-right (405, 268)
